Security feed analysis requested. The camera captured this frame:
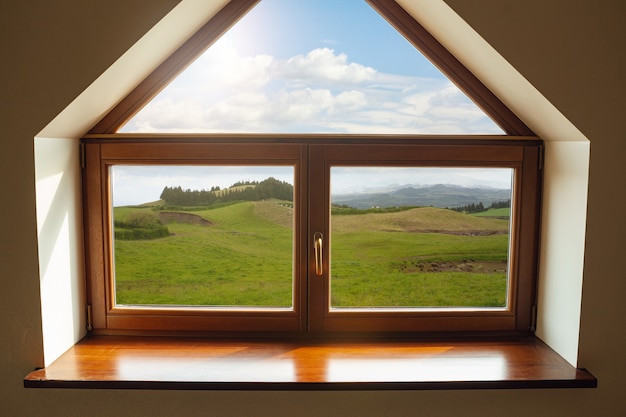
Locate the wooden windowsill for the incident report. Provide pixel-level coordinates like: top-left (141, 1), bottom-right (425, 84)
top-left (24, 335), bottom-right (596, 390)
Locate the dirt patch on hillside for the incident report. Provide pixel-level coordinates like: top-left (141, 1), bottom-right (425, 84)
top-left (398, 260), bottom-right (507, 274)
top-left (157, 212), bottom-right (213, 226)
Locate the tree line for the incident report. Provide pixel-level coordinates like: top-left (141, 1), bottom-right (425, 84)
top-left (159, 177), bottom-right (293, 206)
top-left (449, 199), bottom-right (510, 214)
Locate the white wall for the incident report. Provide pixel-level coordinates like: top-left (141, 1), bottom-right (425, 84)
top-left (536, 140), bottom-right (589, 362)
top-left (34, 137), bottom-right (85, 365)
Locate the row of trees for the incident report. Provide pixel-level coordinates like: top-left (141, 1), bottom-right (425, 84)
top-left (159, 177), bottom-right (293, 206)
top-left (449, 199), bottom-right (510, 214)
top-left (487, 200), bottom-right (511, 209)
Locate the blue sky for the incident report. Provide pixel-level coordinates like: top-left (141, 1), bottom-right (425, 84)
top-left (222, 0), bottom-right (441, 77)
top-left (120, 0), bottom-right (502, 134)
top-left (113, 1), bottom-right (507, 205)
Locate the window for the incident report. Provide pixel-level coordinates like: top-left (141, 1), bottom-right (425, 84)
top-left (83, 141), bottom-right (308, 332)
top-left (117, 0), bottom-right (505, 135)
top-left (82, 137), bottom-right (541, 334)
top-left (82, 0), bottom-right (541, 336)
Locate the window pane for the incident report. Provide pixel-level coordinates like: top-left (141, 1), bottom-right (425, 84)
top-left (110, 165), bottom-right (295, 309)
top-left (330, 167), bottom-right (513, 309)
top-left (119, 0), bottom-right (503, 134)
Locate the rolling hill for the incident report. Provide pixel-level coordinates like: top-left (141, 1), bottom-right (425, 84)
top-left (332, 184), bottom-right (510, 209)
top-left (331, 206), bottom-right (508, 235)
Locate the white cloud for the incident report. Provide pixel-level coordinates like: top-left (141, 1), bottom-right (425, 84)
top-left (273, 47), bottom-right (377, 85)
top-left (121, 41), bottom-right (502, 134)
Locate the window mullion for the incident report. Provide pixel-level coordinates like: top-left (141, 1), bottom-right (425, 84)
top-left (307, 145), bottom-right (330, 333)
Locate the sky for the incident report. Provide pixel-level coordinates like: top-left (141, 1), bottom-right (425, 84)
top-left (330, 167), bottom-right (512, 195)
top-left (119, 0), bottom-right (503, 134)
top-left (111, 165), bottom-right (512, 206)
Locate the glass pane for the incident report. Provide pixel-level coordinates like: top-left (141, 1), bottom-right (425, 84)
top-left (110, 165), bottom-right (295, 308)
top-left (330, 167), bottom-right (513, 309)
top-left (119, 0), bottom-right (503, 134)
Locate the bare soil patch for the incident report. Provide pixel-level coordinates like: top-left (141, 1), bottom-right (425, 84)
top-left (399, 260), bottom-right (507, 274)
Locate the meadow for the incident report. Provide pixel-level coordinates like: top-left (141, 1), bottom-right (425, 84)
top-left (113, 201), bottom-right (510, 309)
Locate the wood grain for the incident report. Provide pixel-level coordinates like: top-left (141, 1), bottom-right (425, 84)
top-left (24, 335), bottom-right (596, 390)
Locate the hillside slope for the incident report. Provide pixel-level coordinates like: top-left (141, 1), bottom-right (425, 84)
top-left (331, 206), bottom-right (509, 234)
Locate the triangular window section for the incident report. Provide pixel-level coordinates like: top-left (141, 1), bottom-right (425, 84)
top-left (97, 0), bottom-right (532, 135)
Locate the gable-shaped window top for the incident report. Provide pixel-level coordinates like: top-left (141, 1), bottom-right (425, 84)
top-left (118, 0), bottom-right (504, 134)
top-left (83, 0), bottom-right (541, 336)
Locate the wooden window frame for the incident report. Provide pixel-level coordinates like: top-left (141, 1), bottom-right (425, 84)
top-left (308, 140), bottom-right (542, 334)
top-left (82, 135), bottom-right (542, 336)
top-left (83, 139), bottom-right (310, 334)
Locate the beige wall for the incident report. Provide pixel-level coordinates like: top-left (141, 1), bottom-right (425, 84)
top-left (1, 0), bottom-right (624, 416)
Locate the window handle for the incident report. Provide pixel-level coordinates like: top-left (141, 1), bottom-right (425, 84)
top-left (314, 232), bottom-right (323, 276)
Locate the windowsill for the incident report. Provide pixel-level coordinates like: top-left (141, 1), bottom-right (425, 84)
top-left (24, 334), bottom-right (596, 390)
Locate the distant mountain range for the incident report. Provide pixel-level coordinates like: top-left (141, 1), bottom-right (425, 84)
top-left (332, 184), bottom-right (511, 209)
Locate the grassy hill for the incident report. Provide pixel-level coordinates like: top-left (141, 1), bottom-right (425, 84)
top-left (112, 202), bottom-right (510, 309)
top-left (253, 200), bottom-right (293, 228)
top-left (471, 207), bottom-right (511, 218)
top-left (332, 206), bottom-right (508, 234)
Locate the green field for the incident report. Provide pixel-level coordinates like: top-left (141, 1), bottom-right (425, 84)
top-left (471, 207), bottom-right (510, 218)
top-left (112, 202), bottom-right (510, 308)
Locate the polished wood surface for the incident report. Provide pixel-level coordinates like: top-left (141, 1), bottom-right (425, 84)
top-left (24, 335), bottom-right (596, 390)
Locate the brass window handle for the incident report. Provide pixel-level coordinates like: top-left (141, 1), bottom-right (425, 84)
top-left (314, 232), bottom-right (323, 276)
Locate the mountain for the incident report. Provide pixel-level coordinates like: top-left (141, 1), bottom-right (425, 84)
top-left (331, 184), bottom-right (510, 209)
